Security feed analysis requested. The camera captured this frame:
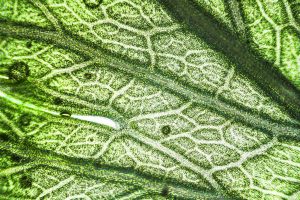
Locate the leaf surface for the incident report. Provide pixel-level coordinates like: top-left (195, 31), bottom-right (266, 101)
top-left (192, 0), bottom-right (300, 89)
top-left (0, 0), bottom-right (300, 199)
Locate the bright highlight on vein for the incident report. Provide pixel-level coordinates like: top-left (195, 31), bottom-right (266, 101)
top-left (0, 90), bottom-right (120, 130)
top-left (0, 75), bottom-right (9, 80)
top-left (71, 115), bottom-right (120, 130)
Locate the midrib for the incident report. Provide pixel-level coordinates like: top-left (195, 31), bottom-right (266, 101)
top-left (0, 21), bottom-right (299, 139)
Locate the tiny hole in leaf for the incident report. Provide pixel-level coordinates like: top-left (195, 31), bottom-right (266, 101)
top-left (19, 114), bottom-right (31, 126)
top-left (60, 111), bottom-right (71, 117)
top-left (161, 125), bottom-right (171, 135)
top-left (19, 175), bottom-right (33, 188)
top-left (83, 0), bottom-right (102, 8)
top-left (10, 154), bottom-right (23, 163)
top-left (84, 72), bottom-right (93, 80)
top-left (8, 62), bottom-right (30, 83)
top-left (161, 186), bottom-right (169, 197)
top-left (94, 161), bottom-right (102, 168)
top-left (26, 41), bottom-right (32, 48)
top-left (0, 133), bottom-right (9, 142)
top-left (53, 97), bottom-right (63, 105)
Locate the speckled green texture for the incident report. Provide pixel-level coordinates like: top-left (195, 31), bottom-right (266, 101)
top-left (194, 0), bottom-right (300, 89)
top-left (193, 0), bottom-right (233, 29)
top-left (0, 0), bottom-right (299, 199)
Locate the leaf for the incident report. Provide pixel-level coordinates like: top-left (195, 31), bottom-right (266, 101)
top-left (193, 0), bottom-right (300, 90)
top-left (0, 0), bottom-right (299, 199)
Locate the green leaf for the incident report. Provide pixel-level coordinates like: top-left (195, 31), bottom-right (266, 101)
top-left (0, 0), bottom-right (299, 199)
top-left (193, 0), bottom-right (300, 90)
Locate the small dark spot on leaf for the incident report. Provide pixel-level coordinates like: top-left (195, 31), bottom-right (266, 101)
top-left (53, 97), bottom-right (63, 105)
top-left (26, 41), bottom-right (32, 48)
top-left (161, 125), bottom-right (171, 135)
top-left (60, 110), bottom-right (71, 117)
top-left (0, 133), bottom-right (9, 142)
top-left (10, 154), bottom-right (22, 163)
top-left (19, 114), bottom-right (31, 126)
top-left (84, 72), bottom-right (93, 80)
top-left (8, 62), bottom-right (30, 83)
top-left (19, 175), bottom-right (33, 188)
top-left (94, 161), bottom-right (102, 168)
top-left (161, 186), bottom-right (169, 197)
top-left (245, 39), bottom-right (251, 44)
top-left (83, 0), bottom-right (102, 8)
